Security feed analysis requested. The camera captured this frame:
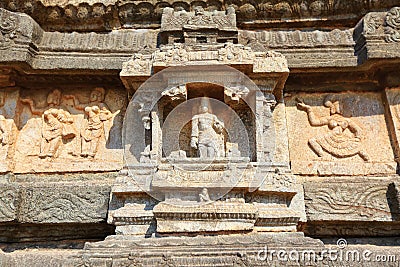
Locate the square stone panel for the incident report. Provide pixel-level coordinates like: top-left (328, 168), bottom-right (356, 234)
top-left (286, 92), bottom-right (396, 175)
top-left (384, 87), bottom-right (400, 161)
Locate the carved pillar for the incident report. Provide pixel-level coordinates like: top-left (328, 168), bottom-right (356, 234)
top-left (272, 93), bottom-right (290, 166)
top-left (255, 89), bottom-right (277, 162)
top-left (150, 106), bottom-right (162, 162)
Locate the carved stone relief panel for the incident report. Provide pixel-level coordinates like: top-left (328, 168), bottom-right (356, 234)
top-left (0, 184), bottom-right (18, 222)
top-left (286, 92), bottom-right (396, 175)
top-left (304, 177), bottom-right (397, 222)
top-left (384, 87), bottom-right (400, 161)
top-left (14, 87), bottom-right (126, 173)
top-left (18, 183), bottom-right (110, 223)
top-left (0, 88), bottom-right (18, 173)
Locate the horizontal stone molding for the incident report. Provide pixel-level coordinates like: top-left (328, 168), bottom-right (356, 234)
top-left (0, 0), bottom-right (397, 31)
top-left (1, 8), bottom-right (399, 73)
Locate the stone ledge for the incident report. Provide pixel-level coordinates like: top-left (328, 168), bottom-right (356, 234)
top-left (1, 240), bottom-right (400, 267)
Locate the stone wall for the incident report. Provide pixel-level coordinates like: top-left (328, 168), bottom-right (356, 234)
top-left (0, 2), bottom-right (400, 266)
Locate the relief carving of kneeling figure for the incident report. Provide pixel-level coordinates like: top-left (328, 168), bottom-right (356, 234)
top-left (297, 96), bottom-right (370, 162)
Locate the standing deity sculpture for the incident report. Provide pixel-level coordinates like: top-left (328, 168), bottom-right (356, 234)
top-left (190, 98), bottom-right (225, 158)
top-left (21, 89), bottom-right (76, 158)
top-left (297, 96), bottom-right (370, 161)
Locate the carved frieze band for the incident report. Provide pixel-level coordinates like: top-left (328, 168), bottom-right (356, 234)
top-left (0, 0), bottom-right (398, 31)
top-left (121, 43), bottom-right (289, 77)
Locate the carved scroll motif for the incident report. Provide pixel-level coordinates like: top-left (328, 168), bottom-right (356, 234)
top-left (161, 85), bottom-right (187, 102)
top-left (385, 7), bottom-right (400, 42)
top-left (0, 9), bottom-right (18, 49)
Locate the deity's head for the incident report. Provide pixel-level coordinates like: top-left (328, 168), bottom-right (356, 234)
top-left (324, 95), bottom-right (341, 115)
top-left (90, 87), bottom-right (105, 102)
top-left (199, 97), bottom-right (211, 114)
top-left (201, 188), bottom-right (208, 195)
top-left (194, 6), bottom-right (204, 16)
top-left (47, 89), bottom-right (62, 107)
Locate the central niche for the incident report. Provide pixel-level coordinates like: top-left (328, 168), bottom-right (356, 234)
top-left (160, 82), bottom-right (256, 161)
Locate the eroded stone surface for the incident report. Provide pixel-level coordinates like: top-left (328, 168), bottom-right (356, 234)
top-left (18, 183), bottom-right (110, 223)
top-left (303, 177), bottom-right (400, 222)
top-left (0, 184), bottom-right (17, 222)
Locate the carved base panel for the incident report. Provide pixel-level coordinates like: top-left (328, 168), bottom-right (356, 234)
top-left (82, 233), bottom-right (323, 266)
top-left (156, 219), bottom-right (255, 234)
top-left (154, 201), bottom-right (257, 234)
top-left (115, 221), bottom-right (157, 236)
top-left (292, 161), bottom-right (397, 176)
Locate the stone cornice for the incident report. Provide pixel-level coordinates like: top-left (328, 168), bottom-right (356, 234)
top-left (354, 7), bottom-right (400, 65)
top-left (0, 8), bottom-right (399, 76)
top-left (0, 0), bottom-right (399, 31)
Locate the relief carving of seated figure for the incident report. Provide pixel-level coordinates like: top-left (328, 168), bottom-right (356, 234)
top-left (190, 98), bottom-right (225, 158)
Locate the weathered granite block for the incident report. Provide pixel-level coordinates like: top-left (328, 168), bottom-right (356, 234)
top-left (17, 183), bottom-right (110, 223)
top-left (303, 177), bottom-right (400, 222)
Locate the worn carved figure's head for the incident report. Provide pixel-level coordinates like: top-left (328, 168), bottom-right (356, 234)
top-left (199, 97), bottom-right (211, 114)
top-left (90, 87), bottom-right (105, 102)
top-left (324, 95), bottom-right (341, 115)
top-left (194, 6), bottom-right (204, 16)
top-left (47, 89), bottom-right (62, 107)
